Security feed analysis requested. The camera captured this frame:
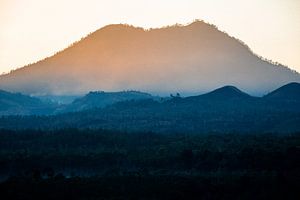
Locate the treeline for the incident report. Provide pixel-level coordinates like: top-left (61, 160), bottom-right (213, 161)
top-left (1, 173), bottom-right (299, 200)
top-left (0, 129), bottom-right (299, 199)
top-left (0, 129), bottom-right (299, 174)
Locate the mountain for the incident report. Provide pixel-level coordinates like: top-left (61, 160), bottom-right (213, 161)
top-left (0, 90), bottom-right (55, 115)
top-left (1, 84), bottom-right (300, 133)
top-left (37, 95), bottom-right (82, 105)
top-left (0, 20), bottom-right (299, 96)
top-left (60, 91), bottom-right (154, 112)
top-left (186, 85), bottom-right (252, 101)
top-left (264, 82), bottom-right (300, 101)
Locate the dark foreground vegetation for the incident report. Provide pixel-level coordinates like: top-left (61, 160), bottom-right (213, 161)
top-left (0, 129), bottom-right (299, 199)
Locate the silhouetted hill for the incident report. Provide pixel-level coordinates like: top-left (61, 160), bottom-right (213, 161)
top-left (0, 21), bottom-right (299, 95)
top-left (1, 84), bottom-right (300, 133)
top-left (60, 91), bottom-right (154, 112)
top-left (185, 86), bottom-right (252, 102)
top-left (204, 86), bottom-right (250, 98)
top-left (0, 90), bottom-right (55, 115)
top-left (264, 82), bottom-right (300, 101)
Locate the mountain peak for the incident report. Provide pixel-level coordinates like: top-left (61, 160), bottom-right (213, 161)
top-left (187, 20), bottom-right (217, 29)
top-left (265, 82), bottom-right (300, 100)
top-left (0, 21), bottom-right (299, 95)
top-left (98, 23), bottom-right (144, 32)
top-left (202, 85), bottom-right (251, 99)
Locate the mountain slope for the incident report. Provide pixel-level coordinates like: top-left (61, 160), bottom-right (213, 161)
top-left (60, 91), bottom-right (154, 112)
top-left (1, 84), bottom-right (300, 133)
top-left (264, 82), bottom-right (300, 100)
top-left (0, 21), bottom-right (299, 95)
top-left (192, 85), bottom-right (252, 100)
top-left (0, 90), bottom-right (55, 115)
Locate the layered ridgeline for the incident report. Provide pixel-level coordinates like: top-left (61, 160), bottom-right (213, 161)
top-left (59, 90), bottom-right (155, 112)
top-left (0, 21), bottom-right (299, 95)
top-left (0, 90), bottom-right (56, 115)
top-left (1, 83), bottom-right (300, 133)
top-left (0, 90), bottom-right (156, 115)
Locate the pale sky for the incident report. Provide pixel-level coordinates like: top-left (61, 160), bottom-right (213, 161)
top-left (0, 0), bottom-right (300, 74)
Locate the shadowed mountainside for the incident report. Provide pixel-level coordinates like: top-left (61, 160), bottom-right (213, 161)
top-left (0, 90), bottom-right (56, 115)
top-left (264, 82), bottom-right (300, 101)
top-left (187, 85), bottom-right (252, 100)
top-left (1, 83), bottom-right (300, 133)
top-left (0, 90), bottom-right (156, 115)
top-left (59, 90), bottom-right (155, 112)
top-left (0, 21), bottom-right (299, 95)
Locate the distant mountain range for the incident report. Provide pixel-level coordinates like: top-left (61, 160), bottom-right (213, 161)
top-left (0, 20), bottom-right (299, 96)
top-left (0, 82), bottom-right (300, 133)
top-left (59, 91), bottom-right (155, 113)
top-left (0, 90), bottom-right (157, 115)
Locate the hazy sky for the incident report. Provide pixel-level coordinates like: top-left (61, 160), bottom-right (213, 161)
top-left (0, 0), bottom-right (300, 74)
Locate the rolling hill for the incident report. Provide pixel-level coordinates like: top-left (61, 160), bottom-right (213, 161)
top-left (0, 20), bottom-right (299, 96)
top-left (0, 90), bottom-right (55, 115)
top-left (59, 90), bottom-right (155, 112)
top-left (186, 85), bottom-right (252, 101)
top-left (1, 83), bottom-right (300, 133)
top-left (264, 82), bottom-right (300, 101)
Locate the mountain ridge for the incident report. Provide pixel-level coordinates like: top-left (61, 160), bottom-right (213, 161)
top-left (0, 20), bottom-right (299, 95)
top-left (264, 82), bottom-right (300, 100)
top-left (199, 85), bottom-right (251, 99)
top-left (1, 82), bottom-right (299, 116)
top-left (0, 90), bottom-right (55, 115)
top-left (60, 90), bottom-right (154, 112)
top-left (1, 82), bottom-right (300, 133)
